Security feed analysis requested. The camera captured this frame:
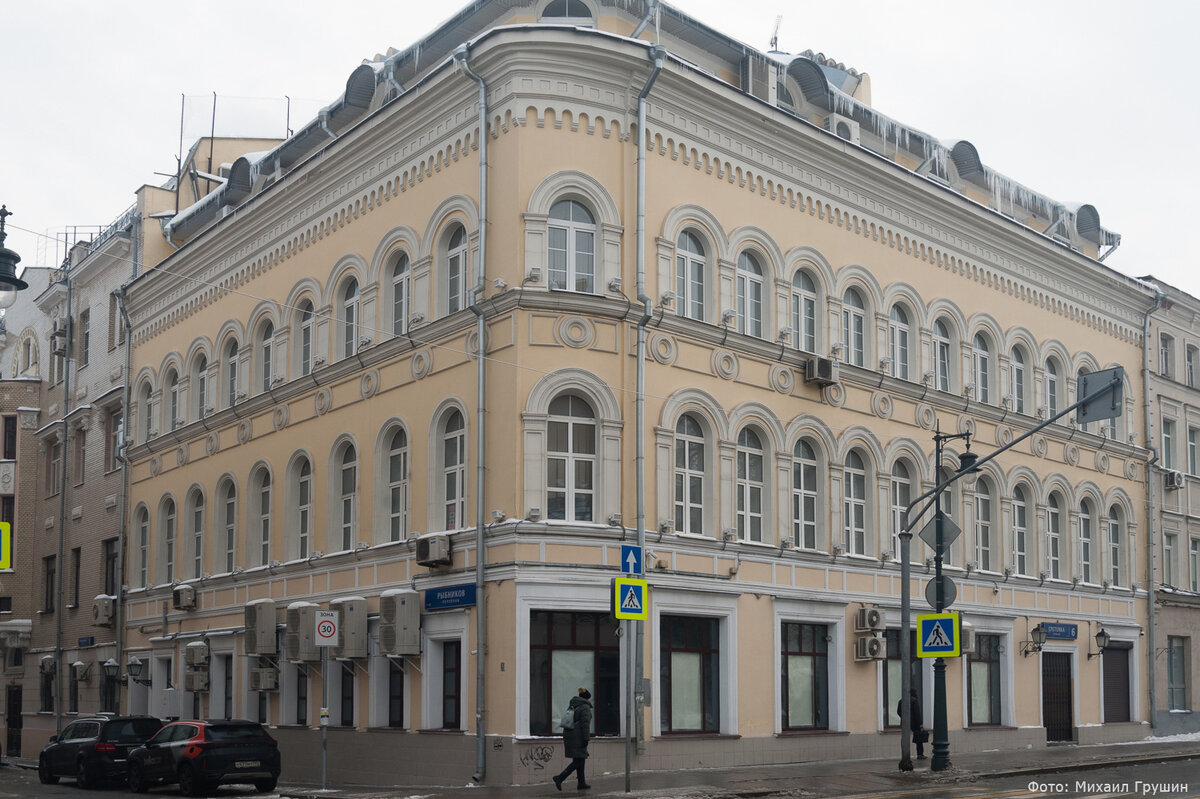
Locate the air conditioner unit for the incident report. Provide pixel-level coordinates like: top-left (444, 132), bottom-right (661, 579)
top-left (244, 599), bottom-right (277, 656)
top-left (285, 602), bottom-right (320, 663)
top-left (854, 607), bottom-right (886, 633)
top-left (960, 624), bottom-right (976, 655)
top-left (330, 596), bottom-right (367, 660)
top-left (184, 642), bottom-right (209, 667)
top-left (824, 113), bottom-right (861, 145)
top-left (92, 595), bottom-right (115, 627)
top-left (173, 584), bottom-right (197, 611)
top-left (854, 635), bottom-right (885, 661)
top-left (416, 533), bottom-right (452, 567)
top-left (185, 671), bottom-right (210, 693)
top-left (379, 589), bottom-right (421, 656)
top-left (71, 661), bottom-right (90, 682)
top-left (249, 667), bottom-right (278, 692)
top-left (805, 356), bottom-right (839, 386)
top-left (1166, 470), bottom-right (1186, 490)
top-left (39, 656), bottom-right (56, 674)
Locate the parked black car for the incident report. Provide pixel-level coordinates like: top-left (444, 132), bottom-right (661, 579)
top-left (127, 718), bottom-right (280, 796)
top-left (38, 715), bottom-right (163, 788)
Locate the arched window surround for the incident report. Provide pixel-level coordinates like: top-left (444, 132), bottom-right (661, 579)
top-left (327, 437), bottom-right (360, 553)
top-left (284, 451), bottom-right (316, 561)
top-left (525, 171), bottom-right (622, 296)
top-left (373, 424), bottom-right (411, 545)
top-left (428, 401), bottom-right (470, 532)
top-left (249, 463), bottom-right (273, 567)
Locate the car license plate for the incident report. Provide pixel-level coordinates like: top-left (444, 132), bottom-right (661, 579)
top-left (235, 760), bottom-right (260, 768)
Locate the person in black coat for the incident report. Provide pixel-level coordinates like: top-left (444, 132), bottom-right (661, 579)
top-left (554, 687), bottom-right (593, 791)
top-left (897, 687), bottom-right (926, 759)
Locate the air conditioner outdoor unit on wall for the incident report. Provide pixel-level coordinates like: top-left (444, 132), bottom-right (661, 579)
top-left (185, 641), bottom-right (209, 667)
top-left (854, 635), bottom-right (885, 661)
top-left (92, 595), bottom-right (115, 627)
top-left (854, 607), bottom-right (886, 633)
top-left (244, 599), bottom-right (277, 656)
top-left (1166, 470), bottom-right (1186, 490)
top-left (330, 596), bottom-right (367, 660)
top-left (249, 667), bottom-right (278, 692)
top-left (824, 113), bottom-right (861, 145)
top-left (285, 602), bottom-right (320, 663)
top-left (379, 589), bottom-right (421, 657)
top-left (173, 584), bottom-right (196, 611)
top-left (805, 357), bottom-right (839, 386)
top-left (416, 533), bottom-right (452, 567)
top-left (185, 671), bottom-right (210, 693)
top-left (960, 625), bottom-right (977, 655)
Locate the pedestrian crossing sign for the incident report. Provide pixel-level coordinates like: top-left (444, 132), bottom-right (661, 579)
top-left (613, 577), bottom-right (649, 621)
top-left (916, 612), bottom-right (960, 658)
top-left (0, 522), bottom-right (10, 570)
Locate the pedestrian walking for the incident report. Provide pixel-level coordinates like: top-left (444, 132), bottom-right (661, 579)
top-left (898, 688), bottom-right (927, 759)
top-left (553, 687), bottom-right (593, 791)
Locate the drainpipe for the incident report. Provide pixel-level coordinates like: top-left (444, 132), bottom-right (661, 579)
top-left (632, 0), bottom-right (659, 39)
top-left (453, 42), bottom-right (488, 784)
top-left (634, 43), bottom-right (665, 759)
top-left (1142, 290), bottom-right (1165, 729)
top-left (114, 282), bottom-right (134, 712)
top-left (318, 109), bottom-right (337, 140)
top-left (54, 261), bottom-right (73, 735)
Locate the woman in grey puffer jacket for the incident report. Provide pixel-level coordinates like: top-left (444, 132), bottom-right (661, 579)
top-left (553, 687), bottom-right (593, 791)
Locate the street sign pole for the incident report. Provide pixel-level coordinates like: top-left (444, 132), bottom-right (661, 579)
top-left (321, 645), bottom-right (328, 791)
top-left (932, 503), bottom-right (950, 772)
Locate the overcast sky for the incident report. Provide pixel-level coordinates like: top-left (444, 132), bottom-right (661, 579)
top-left (2, 0), bottom-right (1195, 299)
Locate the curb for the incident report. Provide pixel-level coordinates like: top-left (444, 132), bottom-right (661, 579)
top-left (973, 749), bottom-right (1200, 780)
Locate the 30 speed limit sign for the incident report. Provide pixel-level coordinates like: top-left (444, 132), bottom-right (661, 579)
top-left (315, 610), bottom-right (339, 646)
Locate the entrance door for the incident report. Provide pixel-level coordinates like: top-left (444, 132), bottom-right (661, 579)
top-left (6, 685), bottom-right (21, 757)
top-left (1102, 646), bottom-right (1131, 722)
top-left (1042, 652), bottom-right (1073, 742)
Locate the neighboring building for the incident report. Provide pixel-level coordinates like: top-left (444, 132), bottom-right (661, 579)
top-left (15, 0), bottom-right (1163, 786)
top-left (1141, 276), bottom-right (1200, 733)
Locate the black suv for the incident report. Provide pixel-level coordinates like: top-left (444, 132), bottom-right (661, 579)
top-left (127, 719), bottom-right (280, 796)
top-left (38, 715), bottom-right (163, 788)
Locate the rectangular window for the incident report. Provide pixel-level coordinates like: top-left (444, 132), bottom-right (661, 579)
top-left (69, 668), bottom-right (79, 714)
top-left (1191, 539), bottom-right (1200, 593)
top-left (661, 615), bottom-right (719, 733)
top-left (48, 439), bottom-right (62, 496)
top-left (43, 556), bottom-right (56, 612)
top-left (1189, 346), bottom-right (1198, 389)
top-left (0, 496), bottom-right (11, 527)
top-left (340, 661), bottom-right (354, 727)
top-left (296, 666), bottom-right (308, 726)
top-left (442, 640), bottom-right (461, 729)
top-left (1165, 534), bottom-right (1177, 587)
top-left (69, 547), bottom-right (80, 608)
top-left (1167, 636), bottom-right (1188, 711)
top-left (109, 294), bottom-right (119, 351)
top-left (103, 538), bottom-right (119, 596)
top-left (529, 610), bottom-right (619, 736)
top-left (223, 655), bottom-right (233, 719)
top-left (1161, 333), bottom-right (1175, 378)
top-left (3, 415), bottom-right (16, 460)
top-left (79, 310), bottom-right (90, 366)
top-left (388, 659), bottom-right (404, 728)
top-left (104, 409), bottom-right (122, 473)
top-left (0, 597), bottom-right (11, 613)
top-left (1163, 420), bottom-right (1176, 471)
top-left (781, 622), bottom-right (828, 730)
top-left (41, 671), bottom-right (54, 712)
top-left (72, 430), bottom-right (86, 486)
top-left (884, 629), bottom-right (920, 728)
top-left (968, 633), bottom-right (1002, 725)
top-left (100, 674), bottom-right (118, 714)
top-left (1190, 428), bottom-right (1199, 476)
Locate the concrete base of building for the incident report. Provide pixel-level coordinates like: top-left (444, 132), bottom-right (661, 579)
top-left (1075, 721), bottom-right (1153, 745)
top-left (1152, 711), bottom-right (1200, 736)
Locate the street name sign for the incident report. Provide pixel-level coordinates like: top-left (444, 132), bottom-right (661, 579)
top-left (612, 577), bottom-right (649, 621)
top-left (917, 612), bottom-right (960, 658)
top-left (620, 544), bottom-right (643, 575)
top-left (315, 610), bottom-right (339, 646)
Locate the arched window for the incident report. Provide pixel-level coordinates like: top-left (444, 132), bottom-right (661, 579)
top-left (736, 428), bottom-right (765, 542)
top-left (841, 289), bottom-right (865, 367)
top-left (791, 271), bottom-right (817, 353)
top-left (441, 411), bottom-right (466, 529)
top-left (138, 382), bottom-right (153, 441)
top-left (391, 254), bottom-right (411, 336)
top-left (161, 498), bottom-right (177, 584)
top-left (843, 450), bottom-right (867, 554)
top-left (223, 338), bottom-right (240, 408)
top-left (289, 457), bottom-right (313, 559)
top-left (735, 252), bottom-right (764, 338)
top-left (933, 319), bottom-right (951, 392)
top-left (1079, 500), bottom-right (1094, 584)
top-left (1012, 486), bottom-right (1029, 576)
top-left (939, 466), bottom-right (958, 567)
top-left (1045, 358), bottom-right (1061, 419)
top-left (1047, 493), bottom-right (1063, 580)
top-left (542, 0), bottom-right (592, 21)
top-left (446, 225), bottom-right (468, 314)
top-left (974, 477), bottom-right (993, 571)
top-left (548, 200), bottom-right (596, 293)
top-left (257, 320), bottom-right (275, 393)
top-left (218, 480), bottom-right (237, 574)
top-left (1108, 505), bottom-right (1123, 586)
top-left (341, 279), bottom-right (360, 359)
top-left (890, 461), bottom-right (912, 559)
top-left (253, 468), bottom-right (272, 567)
top-left (297, 300), bottom-right (315, 377)
top-left (187, 489), bottom-right (205, 580)
top-left (388, 430), bottom-right (409, 541)
top-left (792, 440), bottom-right (819, 550)
top-left (674, 414), bottom-right (705, 535)
top-left (191, 354), bottom-right (209, 420)
top-left (135, 506), bottom-right (149, 587)
top-left (888, 306), bottom-right (910, 380)
top-left (1009, 347), bottom-right (1027, 414)
top-left (973, 334), bottom-right (991, 403)
top-left (547, 395), bottom-right (596, 522)
top-left (336, 444), bottom-right (358, 551)
top-left (675, 231), bottom-right (706, 321)
top-left (165, 370), bottom-right (180, 431)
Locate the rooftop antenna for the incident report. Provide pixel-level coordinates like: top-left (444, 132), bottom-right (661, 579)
top-left (769, 15), bottom-right (782, 52)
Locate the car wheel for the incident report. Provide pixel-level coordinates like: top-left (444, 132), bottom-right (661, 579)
top-left (38, 755), bottom-right (60, 785)
top-left (127, 762), bottom-right (149, 794)
top-left (178, 763), bottom-right (206, 797)
top-left (76, 758), bottom-right (93, 789)
top-left (254, 777), bottom-right (278, 792)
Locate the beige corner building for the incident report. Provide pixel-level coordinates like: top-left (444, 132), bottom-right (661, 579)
top-left (7, 0), bottom-right (1169, 787)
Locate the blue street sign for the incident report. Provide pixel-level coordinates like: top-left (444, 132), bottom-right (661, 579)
top-left (424, 583), bottom-right (477, 611)
top-left (1041, 622), bottom-right (1078, 640)
top-left (916, 612), bottom-right (960, 658)
top-left (620, 544), bottom-right (642, 575)
top-left (613, 577), bottom-right (649, 621)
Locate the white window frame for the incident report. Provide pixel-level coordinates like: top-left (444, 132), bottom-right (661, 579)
top-left (547, 200), bottom-right (597, 294)
top-left (675, 232), bottom-right (706, 321)
top-left (338, 444), bottom-right (358, 552)
top-left (258, 320), bottom-right (274, 394)
top-left (735, 252), bottom-right (764, 338)
top-left (843, 451), bottom-right (867, 555)
top-left (841, 290), bottom-right (865, 367)
top-left (975, 479), bottom-right (993, 571)
top-left (1079, 501), bottom-right (1093, 584)
top-left (933, 320), bottom-right (951, 392)
top-left (546, 395), bottom-right (597, 523)
top-left (341, 279), bottom-right (360, 360)
top-left (256, 469), bottom-right (272, 567)
top-left (189, 491), bottom-right (204, 580)
top-left (442, 411), bottom-right (467, 531)
top-left (1047, 495), bottom-right (1062, 580)
top-left (298, 302), bottom-right (315, 377)
top-left (792, 440), bottom-right (819, 550)
top-left (220, 481), bottom-right (237, 575)
top-left (973, 334), bottom-right (991, 403)
top-left (891, 461), bottom-right (912, 560)
top-left (1010, 347), bottom-right (1026, 414)
top-left (447, 226), bottom-right (468, 315)
top-left (1108, 506), bottom-right (1122, 587)
top-left (1012, 487), bottom-right (1029, 576)
top-left (791, 271), bottom-right (817, 353)
top-left (674, 414), bottom-right (706, 536)
top-left (888, 306), bottom-right (910, 380)
top-left (392, 253), bottom-right (411, 336)
top-left (388, 430), bottom-right (409, 542)
top-left (735, 428), bottom-right (765, 542)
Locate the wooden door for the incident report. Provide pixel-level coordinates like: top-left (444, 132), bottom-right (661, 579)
top-left (1041, 652), bottom-right (1073, 742)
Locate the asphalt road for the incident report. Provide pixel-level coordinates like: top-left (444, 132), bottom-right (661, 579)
top-left (0, 767), bottom-right (278, 798)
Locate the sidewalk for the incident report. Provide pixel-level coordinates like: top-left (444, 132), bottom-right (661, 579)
top-left (271, 737), bottom-right (1200, 799)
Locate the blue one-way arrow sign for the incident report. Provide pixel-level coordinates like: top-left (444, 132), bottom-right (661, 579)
top-left (620, 544), bottom-right (642, 575)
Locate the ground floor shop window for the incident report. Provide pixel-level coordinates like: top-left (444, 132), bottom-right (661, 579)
top-left (442, 641), bottom-right (460, 729)
top-left (781, 622), bottom-right (828, 730)
top-left (529, 610), bottom-right (620, 736)
top-left (883, 629), bottom-right (920, 728)
top-left (1167, 636), bottom-right (1187, 711)
top-left (388, 659), bottom-right (404, 728)
top-left (340, 661), bottom-right (355, 727)
top-left (968, 633), bottom-right (1002, 725)
top-left (661, 615), bottom-right (720, 733)
top-left (296, 666), bottom-right (308, 725)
